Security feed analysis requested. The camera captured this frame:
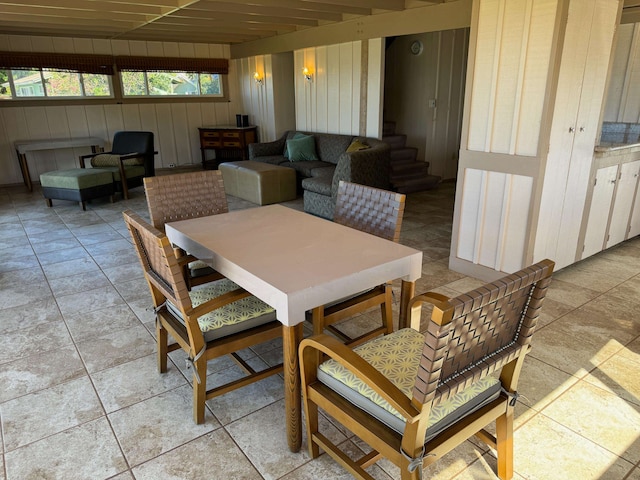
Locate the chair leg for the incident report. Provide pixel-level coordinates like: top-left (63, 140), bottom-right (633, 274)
top-left (304, 398), bottom-right (320, 458)
top-left (381, 283), bottom-right (394, 335)
top-left (193, 357), bottom-right (207, 424)
top-left (496, 410), bottom-right (514, 480)
top-left (156, 321), bottom-right (168, 373)
top-left (45, 198), bottom-right (52, 208)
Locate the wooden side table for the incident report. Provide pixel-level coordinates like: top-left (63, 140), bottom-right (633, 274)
top-left (198, 125), bottom-right (257, 169)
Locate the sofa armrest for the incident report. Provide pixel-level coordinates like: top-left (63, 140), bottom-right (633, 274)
top-left (248, 133), bottom-right (288, 160)
top-left (331, 140), bottom-right (391, 198)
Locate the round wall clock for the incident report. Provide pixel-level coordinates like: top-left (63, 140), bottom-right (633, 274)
top-left (410, 40), bottom-right (423, 56)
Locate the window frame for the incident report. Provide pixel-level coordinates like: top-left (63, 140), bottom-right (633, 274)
top-left (0, 52), bottom-right (230, 106)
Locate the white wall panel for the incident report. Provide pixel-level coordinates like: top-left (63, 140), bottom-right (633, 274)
top-left (456, 167), bottom-right (532, 271)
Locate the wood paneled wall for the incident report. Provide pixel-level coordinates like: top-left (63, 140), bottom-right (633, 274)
top-left (603, 22), bottom-right (640, 123)
top-left (0, 34), bottom-right (240, 186)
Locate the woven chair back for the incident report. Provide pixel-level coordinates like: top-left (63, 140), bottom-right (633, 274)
top-left (334, 181), bottom-right (406, 242)
top-left (144, 170), bottom-right (228, 231)
top-left (123, 210), bottom-right (192, 311)
top-left (411, 259), bottom-right (554, 406)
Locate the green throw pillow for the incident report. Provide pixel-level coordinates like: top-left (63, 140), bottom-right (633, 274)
top-left (283, 133), bottom-right (308, 159)
top-left (346, 139), bottom-right (370, 152)
top-left (286, 135), bottom-right (318, 162)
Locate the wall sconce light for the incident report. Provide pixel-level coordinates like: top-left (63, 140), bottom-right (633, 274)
top-left (302, 67), bottom-right (313, 82)
top-left (253, 72), bottom-right (263, 85)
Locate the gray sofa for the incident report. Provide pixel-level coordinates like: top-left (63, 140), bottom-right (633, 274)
top-left (248, 131), bottom-right (391, 219)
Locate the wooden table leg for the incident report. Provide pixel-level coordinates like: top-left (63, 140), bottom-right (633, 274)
top-left (398, 280), bottom-right (416, 330)
top-left (283, 323), bottom-right (303, 452)
top-left (17, 152), bottom-right (33, 192)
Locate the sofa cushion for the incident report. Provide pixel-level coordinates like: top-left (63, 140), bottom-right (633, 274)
top-left (313, 133), bottom-right (353, 164)
top-left (284, 132), bottom-right (309, 158)
top-left (301, 174), bottom-right (332, 196)
top-left (346, 139), bottom-right (371, 152)
top-left (252, 155), bottom-right (288, 166)
top-left (281, 160), bottom-right (333, 177)
top-left (286, 135), bottom-right (319, 162)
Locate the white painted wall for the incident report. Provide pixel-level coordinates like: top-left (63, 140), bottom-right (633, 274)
top-left (0, 34), bottom-right (241, 186)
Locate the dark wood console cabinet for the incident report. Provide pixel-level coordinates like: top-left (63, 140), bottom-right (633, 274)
top-left (198, 125), bottom-right (257, 169)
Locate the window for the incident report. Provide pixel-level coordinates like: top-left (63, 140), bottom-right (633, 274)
top-left (0, 52), bottom-right (228, 103)
top-left (1, 68), bottom-right (112, 99)
top-left (120, 70), bottom-right (222, 97)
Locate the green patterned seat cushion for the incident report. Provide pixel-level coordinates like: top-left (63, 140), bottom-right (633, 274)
top-left (318, 328), bottom-right (501, 440)
top-left (188, 259), bottom-right (215, 278)
top-left (90, 153), bottom-right (145, 167)
top-left (40, 168), bottom-right (113, 189)
top-left (167, 278), bottom-right (277, 342)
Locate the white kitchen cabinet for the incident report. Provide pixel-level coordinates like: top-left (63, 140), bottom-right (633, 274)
top-left (607, 160), bottom-right (640, 247)
top-left (583, 165), bottom-right (619, 258)
top-left (582, 159), bottom-right (640, 259)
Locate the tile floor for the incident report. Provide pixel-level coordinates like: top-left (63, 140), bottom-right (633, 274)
top-left (1, 178), bottom-right (639, 480)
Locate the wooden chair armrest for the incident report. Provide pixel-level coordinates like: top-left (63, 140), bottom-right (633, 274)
top-left (79, 151), bottom-right (114, 167)
top-left (188, 288), bottom-right (251, 318)
top-left (117, 152), bottom-right (144, 161)
top-left (300, 334), bottom-right (420, 420)
top-left (408, 292), bottom-right (451, 330)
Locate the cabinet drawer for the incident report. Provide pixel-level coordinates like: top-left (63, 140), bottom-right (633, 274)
top-left (202, 140), bottom-right (222, 148)
top-left (201, 131), bottom-right (221, 139)
top-left (223, 141), bottom-right (241, 147)
top-left (223, 131), bottom-right (241, 139)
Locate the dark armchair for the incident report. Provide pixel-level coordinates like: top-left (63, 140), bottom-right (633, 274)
top-left (80, 131), bottom-right (156, 199)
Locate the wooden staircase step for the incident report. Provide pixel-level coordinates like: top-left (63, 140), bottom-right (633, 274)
top-left (382, 134), bottom-right (407, 150)
top-left (390, 147), bottom-right (418, 163)
top-left (391, 161), bottom-right (430, 177)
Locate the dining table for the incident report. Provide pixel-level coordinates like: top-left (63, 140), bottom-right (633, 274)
top-left (165, 204), bottom-right (423, 452)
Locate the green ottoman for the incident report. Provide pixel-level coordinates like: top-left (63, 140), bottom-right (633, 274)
top-left (219, 161), bottom-right (297, 205)
top-left (40, 168), bottom-right (115, 210)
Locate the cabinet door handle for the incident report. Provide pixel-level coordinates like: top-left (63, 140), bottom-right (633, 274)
top-left (579, 126), bottom-right (585, 132)
top-left (569, 127), bottom-right (575, 133)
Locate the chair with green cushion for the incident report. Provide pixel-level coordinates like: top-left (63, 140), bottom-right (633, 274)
top-left (80, 131), bottom-right (156, 200)
top-left (123, 209), bottom-right (284, 424)
top-left (300, 259), bottom-right (555, 480)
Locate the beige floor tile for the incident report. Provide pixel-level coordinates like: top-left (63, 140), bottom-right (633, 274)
top-left (545, 278), bottom-right (602, 308)
top-left (517, 356), bottom-right (580, 412)
top-left (0, 376), bottom-right (104, 451)
top-left (226, 399), bottom-right (347, 480)
top-left (543, 381), bottom-right (640, 462)
top-left (206, 357), bottom-right (285, 425)
top-left (529, 308), bottom-right (633, 377)
top-left (55, 284), bottom-right (127, 317)
top-left (583, 349), bottom-right (640, 407)
top-left (64, 304), bottom-right (142, 343)
top-left (4, 418), bottom-right (127, 480)
top-left (0, 320), bottom-right (73, 365)
top-left (92, 353), bottom-right (187, 413)
top-left (0, 346), bottom-right (86, 403)
top-left (554, 264), bottom-right (624, 292)
top-left (76, 323), bottom-right (156, 373)
top-left (131, 429), bottom-right (262, 480)
top-left (0, 297), bottom-right (62, 335)
top-left (514, 413), bottom-right (635, 479)
top-left (0, 269), bottom-right (52, 310)
top-left (47, 269), bottom-right (111, 297)
top-left (40, 256), bottom-right (100, 280)
top-left (108, 385), bottom-right (218, 467)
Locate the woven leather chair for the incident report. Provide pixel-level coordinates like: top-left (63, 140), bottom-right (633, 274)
top-left (311, 181), bottom-right (406, 347)
top-left (144, 170), bottom-right (228, 289)
top-left (300, 259), bottom-right (554, 480)
top-left (80, 131), bottom-right (156, 200)
top-left (123, 210), bottom-right (283, 424)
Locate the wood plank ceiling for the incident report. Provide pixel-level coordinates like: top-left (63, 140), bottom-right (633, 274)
top-left (0, 0), bottom-right (448, 45)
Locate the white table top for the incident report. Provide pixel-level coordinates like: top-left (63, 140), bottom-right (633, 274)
top-left (165, 205), bottom-right (423, 326)
top-left (15, 137), bottom-right (105, 154)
